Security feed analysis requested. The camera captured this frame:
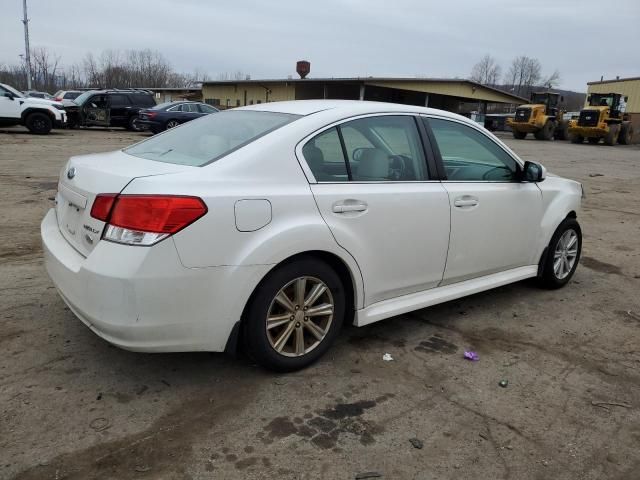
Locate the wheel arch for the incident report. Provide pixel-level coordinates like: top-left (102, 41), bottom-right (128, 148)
top-left (21, 107), bottom-right (56, 123)
top-left (227, 249), bottom-right (361, 356)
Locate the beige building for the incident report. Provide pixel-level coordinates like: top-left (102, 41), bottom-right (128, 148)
top-left (201, 77), bottom-right (527, 114)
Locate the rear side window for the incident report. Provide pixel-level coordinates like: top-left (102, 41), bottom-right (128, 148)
top-left (131, 94), bottom-right (155, 107)
top-left (110, 94), bottom-right (130, 107)
top-left (302, 128), bottom-right (349, 182)
top-left (302, 115), bottom-right (428, 182)
top-left (125, 110), bottom-right (300, 166)
top-left (199, 104), bottom-right (218, 113)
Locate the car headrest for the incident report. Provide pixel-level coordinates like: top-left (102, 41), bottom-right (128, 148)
top-left (357, 149), bottom-right (388, 180)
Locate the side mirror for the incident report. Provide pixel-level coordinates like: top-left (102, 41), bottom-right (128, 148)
top-left (3, 92), bottom-right (15, 100)
top-left (523, 161), bottom-right (546, 182)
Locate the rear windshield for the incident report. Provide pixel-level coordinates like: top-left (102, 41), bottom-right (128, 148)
top-left (64, 91), bottom-right (81, 99)
top-left (125, 110), bottom-right (300, 166)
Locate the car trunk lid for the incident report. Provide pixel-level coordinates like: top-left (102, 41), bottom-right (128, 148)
top-left (55, 149), bottom-right (190, 257)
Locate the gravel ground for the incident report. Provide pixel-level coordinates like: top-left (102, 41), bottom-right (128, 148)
top-left (1, 125), bottom-right (639, 480)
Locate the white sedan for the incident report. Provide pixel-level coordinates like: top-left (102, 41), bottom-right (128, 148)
top-left (41, 100), bottom-right (583, 371)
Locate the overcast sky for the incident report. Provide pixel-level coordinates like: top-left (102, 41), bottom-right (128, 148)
top-left (1, 0), bottom-right (639, 92)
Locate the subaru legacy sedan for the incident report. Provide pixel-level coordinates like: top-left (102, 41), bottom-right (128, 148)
top-left (42, 100), bottom-right (583, 371)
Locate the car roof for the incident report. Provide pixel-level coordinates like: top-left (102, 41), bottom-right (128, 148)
top-left (238, 99), bottom-right (467, 121)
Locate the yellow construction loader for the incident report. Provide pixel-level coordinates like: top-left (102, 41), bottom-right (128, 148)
top-left (568, 93), bottom-right (633, 145)
top-left (507, 92), bottom-right (568, 140)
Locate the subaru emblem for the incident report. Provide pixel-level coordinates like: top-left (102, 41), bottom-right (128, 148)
top-left (67, 167), bottom-right (76, 180)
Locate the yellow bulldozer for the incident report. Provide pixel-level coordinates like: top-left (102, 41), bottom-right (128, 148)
top-left (507, 92), bottom-right (568, 140)
top-left (568, 93), bottom-right (633, 145)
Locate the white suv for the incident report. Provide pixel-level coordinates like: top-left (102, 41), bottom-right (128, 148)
top-left (0, 83), bottom-right (66, 134)
top-left (42, 100), bottom-right (583, 371)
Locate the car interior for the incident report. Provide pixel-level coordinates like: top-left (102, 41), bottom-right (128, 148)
top-left (302, 117), bottom-right (427, 182)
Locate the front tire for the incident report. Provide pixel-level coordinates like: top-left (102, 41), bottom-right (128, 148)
top-left (512, 130), bottom-right (527, 139)
top-left (604, 124), bottom-right (619, 146)
top-left (534, 120), bottom-right (554, 140)
top-left (619, 122), bottom-right (633, 145)
top-left (243, 258), bottom-right (346, 371)
top-left (25, 112), bottom-right (52, 134)
top-left (539, 218), bottom-right (582, 289)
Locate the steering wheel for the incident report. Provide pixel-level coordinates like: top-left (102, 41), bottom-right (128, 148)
top-left (388, 155), bottom-right (408, 180)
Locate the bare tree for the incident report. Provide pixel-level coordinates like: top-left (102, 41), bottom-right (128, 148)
top-left (504, 56), bottom-right (542, 97)
top-left (470, 54), bottom-right (501, 86)
top-left (28, 47), bottom-right (61, 92)
top-left (541, 69), bottom-right (561, 89)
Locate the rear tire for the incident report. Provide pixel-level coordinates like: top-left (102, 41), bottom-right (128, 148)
top-left (618, 122), bottom-right (633, 145)
top-left (554, 122), bottom-right (568, 140)
top-left (534, 120), bottom-right (554, 140)
top-left (512, 130), bottom-right (527, 139)
top-left (25, 112), bottom-right (52, 134)
top-left (570, 133), bottom-right (584, 144)
top-left (539, 218), bottom-right (582, 289)
top-left (165, 119), bottom-right (180, 130)
top-left (604, 124), bottom-right (619, 146)
top-left (243, 258), bottom-right (346, 371)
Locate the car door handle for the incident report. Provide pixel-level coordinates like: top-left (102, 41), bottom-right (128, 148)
top-left (453, 196), bottom-right (479, 208)
top-left (332, 201), bottom-right (368, 213)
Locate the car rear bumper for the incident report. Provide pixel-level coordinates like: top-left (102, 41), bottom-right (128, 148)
top-left (41, 209), bottom-right (271, 352)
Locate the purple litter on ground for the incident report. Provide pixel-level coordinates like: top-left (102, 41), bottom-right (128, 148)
top-left (464, 351), bottom-right (479, 361)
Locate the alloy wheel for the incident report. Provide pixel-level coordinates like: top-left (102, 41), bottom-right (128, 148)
top-left (266, 276), bottom-right (334, 357)
top-left (167, 120), bottom-right (179, 129)
top-left (553, 229), bottom-right (578, 280)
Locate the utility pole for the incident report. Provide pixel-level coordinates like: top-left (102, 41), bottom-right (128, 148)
top-left (22, 0), bottom-right (32, 90)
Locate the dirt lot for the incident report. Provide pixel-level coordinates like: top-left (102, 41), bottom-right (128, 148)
top-left (1, 125), bottom-right (639, 480)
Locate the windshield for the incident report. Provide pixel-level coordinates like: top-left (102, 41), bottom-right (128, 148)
top-left (589, 94), bottom-right (614, 107)
top-left (2, 84), bottom-right (24, 98)
top-left (531, 94), bottom-right (548, 104)
top-left (72, 91), bottom-right (96, 105)
top-left (125, 110), bottom-right (300, 166)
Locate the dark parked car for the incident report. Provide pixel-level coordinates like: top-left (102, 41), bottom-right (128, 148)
top-left (137, 101), bottom-right (219, 133)
top-left (65, 89), bottom-right (156, 130)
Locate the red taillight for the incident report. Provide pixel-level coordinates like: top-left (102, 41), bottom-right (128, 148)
top-left (54, 97), bottom-right (62, 101)
top-left (146, 111), bottom-right (157, 118)
top-left (108, 195), bottom-right (207, 234)
top-left (90, 193), bottom-right (118, 221)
